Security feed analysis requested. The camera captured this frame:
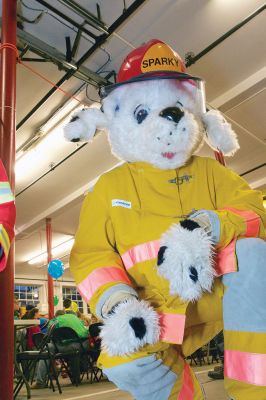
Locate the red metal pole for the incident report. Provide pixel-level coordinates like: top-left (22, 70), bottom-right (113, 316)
top-left (46, 218), bottom-right (55, 319)
top-left (0, 1), bottom-right (17, 399)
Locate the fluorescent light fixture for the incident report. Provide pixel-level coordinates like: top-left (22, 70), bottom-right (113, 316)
top-left (15, 99), bottom-right (101, 183)
top-left (28, 237), bottom-right (75, 265)
top-left (15, 103), bottom-right (84, 182)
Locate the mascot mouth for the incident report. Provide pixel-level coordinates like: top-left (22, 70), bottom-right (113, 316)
top-left (161, 152), bottom-right (176, 159)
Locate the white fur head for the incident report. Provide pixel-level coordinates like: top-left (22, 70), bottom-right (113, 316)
top-left (102, 79), bottom-right (205, 169)
top-left (64, 79), bottom-right (239, 169)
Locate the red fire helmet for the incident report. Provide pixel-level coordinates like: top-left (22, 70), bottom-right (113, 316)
top-left (100, 39), bottom-right (202, 97)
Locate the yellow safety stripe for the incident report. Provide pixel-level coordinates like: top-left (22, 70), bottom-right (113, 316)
top-left (224, 330), bottom-right (266, 353)
top-left (224, 377), bottom-right (266, 398)
top-left (0, 224), bottom-right (10, 255)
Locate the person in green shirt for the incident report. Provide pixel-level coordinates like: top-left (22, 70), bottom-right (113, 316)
top-left (49, 311), bottom-right (89, 340)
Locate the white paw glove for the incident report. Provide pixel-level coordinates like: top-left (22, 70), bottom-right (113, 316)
top-left (202, 109), bottom-right (239, 156)
top-left (157, 219), bottom-right (215, 302)
top-left (100, 297), bottom-right (160, 356)
top-left (64, 108), bottom-right (107, 142)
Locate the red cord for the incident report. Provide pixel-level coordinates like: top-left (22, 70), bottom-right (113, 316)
top-left (0, 42), bottom-right (89, 107)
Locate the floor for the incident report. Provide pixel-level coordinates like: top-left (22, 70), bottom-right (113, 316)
top-left (16, 365), bottom-right (227, 400)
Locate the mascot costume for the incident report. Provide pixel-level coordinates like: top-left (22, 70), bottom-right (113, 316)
top-left (65, 40), bottom-right (266, 400)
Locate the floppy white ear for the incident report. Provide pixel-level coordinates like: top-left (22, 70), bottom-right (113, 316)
top-left (64, 107), bottom-right (108, 142)
top-left (202, 110), bottom-right (239, 156)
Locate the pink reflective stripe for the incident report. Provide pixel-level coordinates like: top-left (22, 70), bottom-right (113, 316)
top-left (224, 349), bottom-right (266, 386)
top-left (77, 267), bottom-right (132, 303)
top-left (216, 239), bottom-right (237, 276)
top-left (222, 207), bottom-right (260, 237)
top-left (121, 240), bottom-right (160, 270)
top-left (159, 313), bottom-right (185, 344)
top-left (178, 360), bottom-right (194, 400)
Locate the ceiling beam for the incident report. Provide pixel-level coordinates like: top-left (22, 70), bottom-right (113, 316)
top-left (209, 66), bottom-right (266, 108)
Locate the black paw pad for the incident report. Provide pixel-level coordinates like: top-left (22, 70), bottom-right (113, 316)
top-left (129, 317), bottom-right (146, 339)
top-left (180, 219), bottom-right (200, 231)
top-left (189, 266), bottom-right (198, 282)
top-left (157, 246), bottom-right (167, 266)
top-left (70, 115), bottom-right (80, 123)
top-left (71, 138), bottom-right (81, 142)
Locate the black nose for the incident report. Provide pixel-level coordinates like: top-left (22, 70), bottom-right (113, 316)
top-left (159, 107), bottom-right (184, 124)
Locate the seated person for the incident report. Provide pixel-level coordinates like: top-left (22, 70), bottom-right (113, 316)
top-left (76, 310), bottom-right (90, 327)
top-left (21, 304), bottom-right (35, 320)
top-left (33, 309), bottom-right (89, 388)
top-left (63, 298), bottom-right (78, 315)
top-left (88, 316), bottom-right (102, 363)
top-left (50, 309), bottom-right (89, 340)
top-left (26, 308), bottom-right (41, 350)
top-left (14, 298), bottom-right (20, 319)
top-left (39, 310), bottom-right (49, 334)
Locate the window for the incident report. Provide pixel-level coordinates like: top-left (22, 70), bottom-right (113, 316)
top-left (62, 287), bottom-right (83, 312)
top-left (14, 285), bottom-right (40, 307)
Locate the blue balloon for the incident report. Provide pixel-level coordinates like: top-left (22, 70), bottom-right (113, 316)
top-left (48, 259), bottom-right (65, 279)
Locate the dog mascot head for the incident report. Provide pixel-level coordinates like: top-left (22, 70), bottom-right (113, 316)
top-left (64, 39), bottom-right (239, 168)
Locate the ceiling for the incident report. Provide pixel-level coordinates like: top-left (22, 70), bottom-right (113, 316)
top-left (1, 0), bottom-right (265, 280)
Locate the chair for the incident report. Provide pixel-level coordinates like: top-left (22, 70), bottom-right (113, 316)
top-left (51, 327), bottom-right (100, 384)
top-left (13, 323), bottom-right (62, 399)
top-left (50, 327), bottom-right (82, 385)
top-left (16, 328), bottom-right (27, 352)
top-left (27, 332), bottom-right (46, 384)
top-left (32, 332), bottom-right (45, 349)
top-left (188, 347), bottom-right (206, 366)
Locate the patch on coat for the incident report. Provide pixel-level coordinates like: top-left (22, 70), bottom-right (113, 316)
top-left (112, 199), bottom-right (132, 209)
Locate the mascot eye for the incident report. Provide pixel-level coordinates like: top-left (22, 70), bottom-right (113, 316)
top-left (134, 105), bottom-right (149, 124)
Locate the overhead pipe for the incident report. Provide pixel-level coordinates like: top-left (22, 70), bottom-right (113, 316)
top-left (240, 162), bottom-right (266, 177)
top-left (0, 1), bottom-right (17, 399)
top-left (16, 0), bottom-right (147, 131)
top-left (30, 0), bottom-right (98, 40)
top-left (185, 4), bottom-right (266, 67)
top-left (58, 0), bottom-right (108, 33)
